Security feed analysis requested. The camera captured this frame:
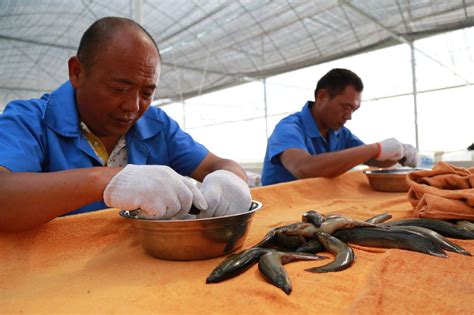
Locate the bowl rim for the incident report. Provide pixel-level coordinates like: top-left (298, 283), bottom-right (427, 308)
top-left (119, 200), bottom-right (263, 222)
top-left (363, 168), bottom-right (423, 175)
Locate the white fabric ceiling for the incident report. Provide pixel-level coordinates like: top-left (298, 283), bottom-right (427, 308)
top-left (1, 0), bottom-right (474, 110)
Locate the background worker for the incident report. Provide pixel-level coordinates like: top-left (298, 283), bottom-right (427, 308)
top-left (262, 68), bottom-right (418, 185)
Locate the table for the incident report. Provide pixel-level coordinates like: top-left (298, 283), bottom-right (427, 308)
top-left (1, 171), bottom-right (473, 314)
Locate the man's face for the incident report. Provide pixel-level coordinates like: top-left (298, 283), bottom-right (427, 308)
top-left (316, 85), bottom-right (361, 131)
top-left (71, 29), bottom-right (160, 138)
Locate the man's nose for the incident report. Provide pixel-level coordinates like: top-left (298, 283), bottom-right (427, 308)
top-left (122, 93), bottom-right (140, 112)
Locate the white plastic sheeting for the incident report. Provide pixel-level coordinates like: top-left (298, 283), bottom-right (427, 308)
top-left (1, 0), bottom-right (474, 109)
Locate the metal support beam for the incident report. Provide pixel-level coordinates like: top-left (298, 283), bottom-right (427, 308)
top-left (155, 2), bottom-right (227, 44)
top-left (263, 78), bottom-right (269, 140)
top-left (0, 33), bottom-right (236, 79)
top-left (0, 34), bottom-right (76, 50)
top-left (0, 86), bottom-right (49, 93)
top-left (182, 100), bottom-right (186, 130)
top-left (410, 42), bottom-right (420, 149)
top-left (340, 0), bottom-right (473, 151)
top-left (237, 0), bottom-right (289, 66)
top-left (131, 0), bottom-right (143, 25)
top-left (341, 0), bottom-right (471, 85)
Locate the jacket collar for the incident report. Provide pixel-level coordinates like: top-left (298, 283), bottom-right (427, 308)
top-left (129, 108), bottom-right (164, 140)
top-left (44, 81), bottom-right (80, 137)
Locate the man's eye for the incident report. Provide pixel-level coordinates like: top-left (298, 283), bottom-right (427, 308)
top-left (142, 91), bottom-right (154, 98)
top-left (111, 87), bottom-right (128, 93)
top-left (344, 105), bottom-right (354, 112)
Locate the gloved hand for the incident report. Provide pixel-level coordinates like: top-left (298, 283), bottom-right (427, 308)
top-left (197, 170), bottom-right (252, 218)
top-left (400, 144), bottom-right (418, 167)
top-left (375, 138), bottom-right (405, 161)
top-left (103, 164), bottom-right (207, 219)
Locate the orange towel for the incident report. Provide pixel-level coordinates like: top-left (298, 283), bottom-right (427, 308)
top-left (407, 161), bottom-right (474, 220)
top-left (1, 171), bottom-right (473, 314)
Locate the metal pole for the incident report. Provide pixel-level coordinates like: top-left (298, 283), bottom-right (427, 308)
top-left (131, 0), bottom-right (143, 24)
top-left (182, 100), bottom-right (186, 130)
top-left (410, 41), bottom-right (419, 149)
top-left (263, 78), bottom-right (269, 139)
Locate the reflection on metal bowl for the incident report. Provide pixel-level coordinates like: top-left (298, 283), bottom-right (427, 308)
top-left (119, 201), bottom-right (263, 261)
top-left (364, 168), bottom-right (420, 192)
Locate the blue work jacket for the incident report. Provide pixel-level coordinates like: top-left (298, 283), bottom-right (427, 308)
top-left (0, 81), bottom-right (208, 214)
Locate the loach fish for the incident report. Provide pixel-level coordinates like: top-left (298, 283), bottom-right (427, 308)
top-left (305, 232), bottom-right (354, 273)
top-left (274, 233), bottom-right (304, 250)
top-left (308, 216), bottom-right (377, 235)
top-left (389, 225), bottom-right (471, 256)
top-left (302, 210), bottom-right (325, 227)
top-left (258, 251), bottom-right (327, 295)
top-left (382, 218), bottom-right (474, 239)
top-left (333, 227), bottom-right (447, 258)
top-left (365, 212), bottom-right (393, 224)
top-left (456, 220), bottom-right (474, 231)
top-left (206, 247), bottom-right (272, 283)
top-left (324, 213), bottom-right (345, 219)
top-left (255, 217), bottom-right (377, 250)
top-left (295, 239), bottom-right (325, 254)
top-left (272, 217), bottom-right (377, 240)
top-left (253, 222), bottom-right (317, 249)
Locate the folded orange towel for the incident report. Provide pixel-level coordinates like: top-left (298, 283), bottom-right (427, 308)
top-left (407, 161), bottom-right (474, 220)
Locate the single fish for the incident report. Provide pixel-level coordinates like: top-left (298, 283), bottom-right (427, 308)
top-left (258, 251), bottom-right (328, 295)
top-left (456, 220), bottom-right (474, 231)
top-left (305, 232), bottom-right (354, 273)
top-left (295, 239), bottom-right (325, 254)
top-left (302, 210), bottom-right (325, 227)
top-left (253, 222), bottom-right (317, 248)
top-left (333, 227), bottom-right (447, 258)
top-left (390, 225), bottom-right (471, 256)
top-left (255, 218), bottom-right (377, 250)
top-left (300, 216), bottom-right (376, 235)
top-left (382, 218), bottom-right (474, 239)
top-left (324, 213), bottom-right (345, 219)
top-left (274, 233), bottom-right (304, 250)
top-left (365, 212), bottom-right (392, 224)
top-left (206, 247), bottom-right (271, 283)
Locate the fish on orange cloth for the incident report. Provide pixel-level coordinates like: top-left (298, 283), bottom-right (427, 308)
top-left (406, 161), bottom-right (474, 220)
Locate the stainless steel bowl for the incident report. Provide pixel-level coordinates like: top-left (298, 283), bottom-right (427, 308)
top-left (120, 201), bottom-right (263, 261)
top-left (364, 168), bottom-right (418, 192)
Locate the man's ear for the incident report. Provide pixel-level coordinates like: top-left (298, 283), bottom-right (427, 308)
top-left (315, 89), bottom-right (329, 103)
top-left (68, 56), bottom-right (84, 88)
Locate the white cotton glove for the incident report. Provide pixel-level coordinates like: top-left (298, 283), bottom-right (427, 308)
top-left (197, 170), bottom-right (252, 218)
top-left (103, 164), bottom-right (207, 219)
top-left (400, 144), bottom-right (418, 168)
top-left (375, 138), bottom-right (405, 161)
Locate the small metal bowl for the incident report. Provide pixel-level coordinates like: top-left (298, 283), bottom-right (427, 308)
top-left (120, 201), bottom-right (263, 261)
top-left (364, 168), bottom-right (418, 192)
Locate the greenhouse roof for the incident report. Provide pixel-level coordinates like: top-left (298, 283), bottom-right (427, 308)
top-left (1, 0), bottom-right (474, 109)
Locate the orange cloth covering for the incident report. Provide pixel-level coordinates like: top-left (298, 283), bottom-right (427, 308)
top-left (1, 171), bottom-right (473, 314)
top-left (407, 161), bottom-right (474, 220)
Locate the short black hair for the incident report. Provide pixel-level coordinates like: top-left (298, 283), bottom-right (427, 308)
top-left (77, 17), bottom-right (160, 69)
top-left (315, 68), bottom-right (363, 99)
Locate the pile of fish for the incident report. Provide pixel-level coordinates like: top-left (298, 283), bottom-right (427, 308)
top-left (206, 210), bottom-right (474, 295)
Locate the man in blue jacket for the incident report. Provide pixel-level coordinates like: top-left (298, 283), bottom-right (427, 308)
top-left (262, 68), bottom-right (418, 185)
top-left (0, 17), bottom-right (251, 231)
